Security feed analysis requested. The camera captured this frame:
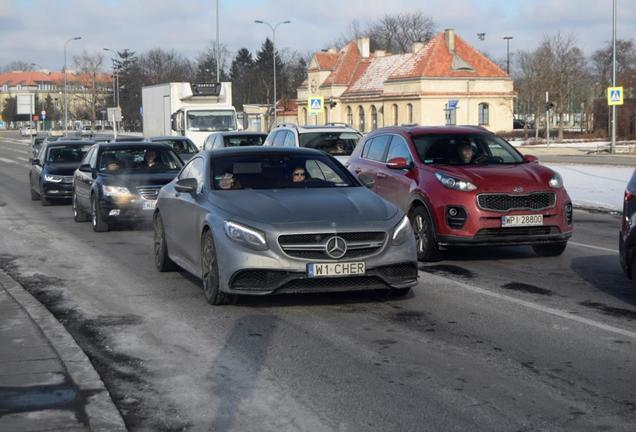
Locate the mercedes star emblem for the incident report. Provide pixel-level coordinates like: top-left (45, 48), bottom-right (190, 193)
top-left (325, 236), bottom-right (347, 259)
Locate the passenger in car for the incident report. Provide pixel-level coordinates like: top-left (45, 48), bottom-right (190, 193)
top-left (292, 167), bottom-right (307, 183)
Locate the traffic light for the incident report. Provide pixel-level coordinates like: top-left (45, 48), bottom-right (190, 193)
top-left (545, 102), bottom-right (555, 111)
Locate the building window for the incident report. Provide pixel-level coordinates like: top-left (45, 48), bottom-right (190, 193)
top-left (445, 104), bottom-right (456, 125)
top-left (478, 103), bottom-right (489, 125)
top-left (371, 105), bottom-right (378, 130)
top-left (358, 106), bottom-right (365, 132)
top-left (302, 107), bottom-right (307, 125)
top-left (346, 106), bottom-right (353, 126)
top-left (324, 106), bottom-right (329, 124)
top-left (407, 103), bottom-right (413, 124)
top-left (392, 104), bottom-right (398, 125)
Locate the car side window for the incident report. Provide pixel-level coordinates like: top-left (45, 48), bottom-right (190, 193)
top-left (178, 158), bottom-right (195, 180)
top-left (365, 135), bottom-right (391, 162)
top-left (187, 157), bottom-right (206, 194)
top-left (283, 131), bottom-right (296, 147)
top-left (273, 131), bottom-right (287, 147)
top-left (89, 147), bottom-right (98, 168)
top-left (386, 135), bottom-right (413, 163)
top-left (81, 147), bottom-right (94, 165)
top-left (361, 138), bottom-right (374, 159)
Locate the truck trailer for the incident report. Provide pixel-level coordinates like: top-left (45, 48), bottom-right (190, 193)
top-left (142, 82), bottom-right (237, 149)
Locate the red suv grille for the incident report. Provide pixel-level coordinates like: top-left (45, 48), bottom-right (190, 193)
top-left (477, 192), bottom-right (556, 212)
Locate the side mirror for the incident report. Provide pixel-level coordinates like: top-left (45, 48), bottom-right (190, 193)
top-left (523, 154), bottom-right (539, 163)
top-left (358, 174), bottom-right (375, 189)
top-left (78, 163), bottom-right (92, 173)
top-left (386, 157), bottom-right (411, 170)
top-left (31, 158), bottom-right (40, 165)
top-left (175, 177), bottom-right (197, 194)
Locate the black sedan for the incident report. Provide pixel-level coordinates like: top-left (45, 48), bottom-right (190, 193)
top-left (29, 140), bottom-right (94, 205)
top-left (72, 142), bottom-right (183, 232)
top-left (619, 168), bottom-right (636, 285)
top-left (149, 136), bottom-right (199, 161)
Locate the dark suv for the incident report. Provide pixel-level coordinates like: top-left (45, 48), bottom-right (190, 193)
top-left (619, 169), bottom-right (636, 285)
top-left (347, 126), bottom-right (573, 261)
top-left (72, 142), bottom-right (183, 232)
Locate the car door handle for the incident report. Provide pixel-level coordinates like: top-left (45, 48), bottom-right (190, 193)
top-left (376, 172), bottom-right (387, 179)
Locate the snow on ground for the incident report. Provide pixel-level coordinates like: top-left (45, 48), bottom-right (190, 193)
top-left (547, 164), bottom-right (634, 212)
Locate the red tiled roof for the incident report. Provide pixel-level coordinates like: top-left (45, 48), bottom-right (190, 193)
top-left (389, 32), bottom-right (508, 80)
top-left (277, 98), bottom-right (298, 115)
top-left (310, 52), bottom-right (339, 71)
top-left (0, 70), bottom-right (112, 86)
top-left (322, 41), bottom-right (362, 86)
top-left (344, 54), bottom-right (411, 95)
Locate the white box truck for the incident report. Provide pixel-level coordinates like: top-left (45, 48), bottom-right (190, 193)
top-left (142, 82), bottom-right (238, 149)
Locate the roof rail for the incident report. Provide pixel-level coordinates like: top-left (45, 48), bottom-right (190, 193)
top-left (325, 122), bottom-right (350, 127)
top-left (276, 122), bottom-right (298, 128)
top-left (400, 123), bottom-right (419, 127)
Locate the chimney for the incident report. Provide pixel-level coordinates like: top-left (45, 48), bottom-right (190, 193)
top-left (356, 37), bottom-right (370, 58)
top-left (374, 50), bottom-right (386, 58)
top-left (412, 42), bottom-right (425, 53)
top-left (327, 47), bottom-right (337, 54)
top-left (444, 28), bottom-right (455, 53)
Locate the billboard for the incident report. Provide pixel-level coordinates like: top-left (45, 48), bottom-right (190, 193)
top-left (17, 94), bottom-right (35, 115)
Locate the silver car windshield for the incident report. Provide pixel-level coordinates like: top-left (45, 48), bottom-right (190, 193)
top-left (212, 154), bottom-right (356, 190)
top-left (413, 133), bottom-right (525, 165)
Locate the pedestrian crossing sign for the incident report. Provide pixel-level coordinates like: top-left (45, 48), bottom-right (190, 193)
top-left (607, 86), bottom-right (624, 106)
top-left (308, 96), bottom-right (323, 114)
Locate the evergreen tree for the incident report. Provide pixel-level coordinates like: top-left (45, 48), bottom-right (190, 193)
top-left (229, 48), bottom-right (255, 111)
top-left (254, 38), bottom-right (285, 106)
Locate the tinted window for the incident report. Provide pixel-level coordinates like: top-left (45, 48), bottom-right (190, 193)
top-left (46, 144), bottom-right (92, 163)
top-left (386, 135), bottom-right (413, 163)
top-left (412, 134), bottom-right (524, 165)
top-left (223, 134), bottom-right (267, 147)
top-left (212, 154), bottom-right (355, 190)
top-left (152, 139), bottom-right (198, 153)
top-left (178, 158), bottom-right (195, 180)
top-left (188, 157), bottom-right (206, 193)
top-left (98, 147), bottom-right (183, 173)
top-left (81, 147), bottom-right (95, 165)
top-left (298, 132), bottom-right (361, 156)
top-left (365, 135), bottom-right (391, 162)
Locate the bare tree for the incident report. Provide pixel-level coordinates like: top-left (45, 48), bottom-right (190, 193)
top-left (2, 61), bottom-right (35, 72)
top-left (591, 39), bottom-right (636, 97)
top-left (367, 12), bottom-right (436, 53)
top-left (73, 51), bottom-right (106, 125)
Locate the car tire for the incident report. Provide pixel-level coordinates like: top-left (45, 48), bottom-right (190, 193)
top-left (29, 178), bottom-right (40, 201)
top-left (154, 213), bottom-right (177, 272)
top-left (201, 230), bottom-right (233, 305)
top-left (410, 207), bottom-right (440, 262)
top-left (72, 191), bottom-right (89, 222)
top-left (532, 242), bottom-right (567, 257)
top-left (91, 195), bottom-right (109, 232)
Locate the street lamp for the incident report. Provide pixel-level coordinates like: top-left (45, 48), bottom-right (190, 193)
top-left (64, 36), bottom-right (82, 132)
top-left (503, 36), bottom-right (513, 75)
top-left (254, 19), bottom-right (291, 127)
top-left (103, 48), bottom-right (120, 107)
top-left (611, 0), bottom-right (617, 154)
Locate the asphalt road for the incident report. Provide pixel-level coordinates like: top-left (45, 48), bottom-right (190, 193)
top-left (1, 132), bottom-right (635, 432)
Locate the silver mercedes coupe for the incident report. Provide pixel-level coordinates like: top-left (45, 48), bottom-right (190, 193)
top-left (153, 147), bottom-right (417, 305)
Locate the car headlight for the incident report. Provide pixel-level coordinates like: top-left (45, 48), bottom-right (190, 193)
top-left (103, 185), bottom-right (132, 196)
top-left (549, 173), bottom-right (563, 189)
top-left (435, 172), bottom-right (477, 192)
top-left (392, 215), bottom-right (413, 246)
top-left (224, 220), bottom-right (268, 251)
top-left (44, 174), bottom-right (63, 183)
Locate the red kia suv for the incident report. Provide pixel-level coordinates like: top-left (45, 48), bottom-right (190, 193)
top-left (347, 126), bottom-right (573, 261)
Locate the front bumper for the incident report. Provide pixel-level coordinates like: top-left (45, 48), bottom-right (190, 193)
top-left (213, 227), bottom-right (418, 295)
top-left (438, 228), bottom-right (572, 248)
top-left (42, 181), bottom-right (73, 199)
top-left (98, 196), bottom-right (156, 222)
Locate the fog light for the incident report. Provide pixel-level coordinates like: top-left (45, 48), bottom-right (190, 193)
top-left (446, 206), bottom-right (467, 229)
top-left (109, 209), bottom-right (120, 216)
top-left (448, 208), bottom-right (458, 217)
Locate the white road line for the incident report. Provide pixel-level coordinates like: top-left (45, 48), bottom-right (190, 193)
top-left (422, 272), bottom-right (636, 340)
top-left (3, 147), bottom-right (30, 155)
top-left (0, 157), bottom-right (17, 164)
top-left (569, 241), bottom-right (619, 254)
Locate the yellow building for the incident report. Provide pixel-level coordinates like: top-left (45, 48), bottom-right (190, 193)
top-left (297, 29), bottom-right (514, 133)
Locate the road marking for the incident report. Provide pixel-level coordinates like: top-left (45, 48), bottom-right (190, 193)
top-left (423, 272), bottom-right (636, 340)
top-left (0, 157), bottom-right (17, 164)
top-left (3, 147), bottom-right (30, 155)
top-left (569, 241), bottom-right (619, 254)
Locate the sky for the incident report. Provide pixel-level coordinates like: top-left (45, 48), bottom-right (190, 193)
top-left (0, 0), bottom-right (634, 71)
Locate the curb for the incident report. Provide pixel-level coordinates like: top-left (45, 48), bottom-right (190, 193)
top-left (0, 270), bottom-right (127, 432)
top-left (573, 204), bottom-right (621, 215)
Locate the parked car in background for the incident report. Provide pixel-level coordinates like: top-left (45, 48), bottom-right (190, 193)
top-left (619, 169), bottom-right (636, 286)
top-left (20, 126), bottom-right (36, 137)
top-left (29, 140), bottom-right (95, 205)
top-left (153, 147), bottom-right (417, 305)
top-left (72, 142), bottom-right (183, 232)
top-left (149, 136), bottom-right (199, 161)
top-left (263, 123), bottom-right (362, 164)
top-left (202, 131), bottom-right (267, 150)
top-left (347, 126), bottom-right (574, 261)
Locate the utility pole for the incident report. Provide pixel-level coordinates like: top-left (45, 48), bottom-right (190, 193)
top-left (63, 36), bottom-right (82, 133)
top-left (503, 36), bottom-right (513, 75)
top-left (611, 0), bottom-right (617, 154)
top-left (546, 92), bottom-right (550, 148)
top-left (216, 0), bottom-right (220, 82)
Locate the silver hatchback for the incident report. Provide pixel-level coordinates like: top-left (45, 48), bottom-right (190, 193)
top-left (153, 147), bottom-right (417, 305)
